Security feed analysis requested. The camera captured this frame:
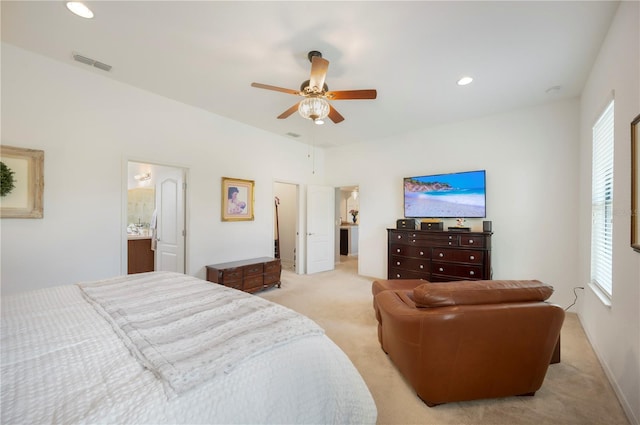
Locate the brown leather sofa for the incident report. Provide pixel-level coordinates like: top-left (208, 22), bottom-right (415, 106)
top-left (373, 279), bottom-right (564, 406)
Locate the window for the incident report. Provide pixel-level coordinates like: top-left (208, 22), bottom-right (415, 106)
top-left (591, 100), bottom-right (614, 299)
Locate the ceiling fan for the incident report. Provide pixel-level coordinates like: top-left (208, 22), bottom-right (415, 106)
top-left (251, 51), bottom-right (377, 125)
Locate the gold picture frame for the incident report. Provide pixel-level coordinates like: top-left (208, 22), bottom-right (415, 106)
top-left (221, 177), bottom-right (254, 221)
top-left (632, 114), bottom-right (640, 252)
top-left (1, 146), bottom-right (44, 219)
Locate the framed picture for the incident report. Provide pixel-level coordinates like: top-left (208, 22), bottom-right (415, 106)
top-left (1, 146), bottom-right (44, 219)
top-left (632, 114), bottom-right (640, 252)
top-left (221, 177), bottom-right (254, 221)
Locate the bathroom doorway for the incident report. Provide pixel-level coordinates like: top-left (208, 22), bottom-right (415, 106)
top-left (125, 161), bottom-right (187, 275)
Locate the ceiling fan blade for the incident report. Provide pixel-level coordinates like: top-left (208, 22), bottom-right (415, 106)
top-left (251, 82), bottom-right (300, 96)
top-left (309, 56), bottom-right (329, 93)
top-left (325, 89), bottom-right (377, 100)
top-left (328, 105), bottom-right (345, 124)
top-left (277, 102), bottom-right (301, 119)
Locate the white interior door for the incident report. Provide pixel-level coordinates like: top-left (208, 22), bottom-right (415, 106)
top-left (306, 185), bottom-right (335, 274)
top-left (156, 173), bottom-right (185, 272)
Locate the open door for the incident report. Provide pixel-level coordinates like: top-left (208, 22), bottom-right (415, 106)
top-left (155, 171), bottom-right (185, 273)
top-left (306, 184), bottom-right (335, 274)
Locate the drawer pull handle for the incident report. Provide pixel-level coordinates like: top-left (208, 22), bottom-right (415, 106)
top-left (448, 242), bottom-right (452, 245)
top-left (470, 271), bottom-right (475, 276)
top-left (397, 261), bottom-right (400, 265)
top-left (420, 251), bottom-right (424, 255)
top-left (396, 274), bottom-right (401, 278)
top-left (412, 239), bottom-right (416, 243)
top-left (470, 255), bottom-right (475, 260)
top-left (469, 239), bottom-right (474, 244)
top-left (397, 235), bottom-right (402, 239)
top-left (397, 248), bottom-right (401, 253)
top-left (439, 267), bottom-right (444, 272)
top-left (439, 253), bottom-right (444, 257)
top-left (419, 264), bottom-right (424, 269)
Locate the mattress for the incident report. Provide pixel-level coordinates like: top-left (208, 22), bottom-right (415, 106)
top-left (1, 272), bottom-right (377, 424)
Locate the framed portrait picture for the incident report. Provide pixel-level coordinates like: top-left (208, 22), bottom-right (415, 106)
top-left (221, 177), bottom-right (254, 221)
top-left (631, 114), bottom-right (640, 252)
top-left (1, 146), bottom-right (44, 219)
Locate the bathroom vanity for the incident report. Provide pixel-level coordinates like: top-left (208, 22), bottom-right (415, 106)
top-left (128, 235), bottom-right (154, 274)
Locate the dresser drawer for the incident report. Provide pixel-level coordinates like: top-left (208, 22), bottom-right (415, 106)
top-left (264, 260), bottom-right (281, 273)
top-left (264, 272), bottom-right (281, 286)
top-left (389, 244), bottom-right (430, 258)
top-left (432, 248), bottom-right (484, 264)
top-left (391, 255), bottom-right (430, 273)
top-left (429, 234), bottom-right (459, 247)
top-left (243, 263), bottom-right (264, 276)
top-left (222, 267), bottom-right (243, 281)
top-left (243, 274), bottom-right (264, 292)
top-left (223, 279), bottom-right (243, 290)
top-left (432, 262), bottom-right (483, 279)
top-left (388, 268), bottom-right (429, 280)
top-left (460, 235), bottom-right (485, 247)
top-left (389, 231), bottom-right (411, 245)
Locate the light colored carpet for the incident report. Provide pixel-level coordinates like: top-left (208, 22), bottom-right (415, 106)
top-left (260, 257), bottom-right (630, 425)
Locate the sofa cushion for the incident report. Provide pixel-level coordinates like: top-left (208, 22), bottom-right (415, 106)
top-left (412, 279), bottom-right (553, 308)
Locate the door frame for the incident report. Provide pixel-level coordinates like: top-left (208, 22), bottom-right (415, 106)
top-left (121, 158), bottom-right (189, 275)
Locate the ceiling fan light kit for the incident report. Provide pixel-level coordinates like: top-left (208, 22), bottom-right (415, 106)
top-left (251, 50), bottom-right (377, 124)
top-left (298, 97), bottom-right (330, 125)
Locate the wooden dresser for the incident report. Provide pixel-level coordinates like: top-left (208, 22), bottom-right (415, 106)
top-left (387, 229), bottom-right (492, 281)
top-left (206, 257), bottom-right (281, 293)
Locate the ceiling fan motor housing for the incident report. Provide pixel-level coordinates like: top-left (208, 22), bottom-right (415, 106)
top-left (300, 79), bottom-right (329, 95)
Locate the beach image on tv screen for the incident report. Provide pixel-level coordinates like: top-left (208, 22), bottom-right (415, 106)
top-left (404, 170), bottom-right (486, 218)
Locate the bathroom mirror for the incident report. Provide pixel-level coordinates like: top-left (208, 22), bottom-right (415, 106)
top-left (127, 188), bottom-right (155, 231)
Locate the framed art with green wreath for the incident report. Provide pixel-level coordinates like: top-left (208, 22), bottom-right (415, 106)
top-left (0, 146), bottom-right (44, 218)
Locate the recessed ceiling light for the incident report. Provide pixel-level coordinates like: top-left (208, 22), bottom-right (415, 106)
top-left (457, 76), bottom-right (473, 86)
top-left (66, 2), bottom-right (94, 19)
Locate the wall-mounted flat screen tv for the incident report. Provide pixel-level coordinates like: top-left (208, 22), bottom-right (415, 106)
top-left (404, 170), bottom-right (486, 218)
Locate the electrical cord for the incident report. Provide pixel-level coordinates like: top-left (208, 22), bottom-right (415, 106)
top-left (564, 286), bottom-right (585, 311)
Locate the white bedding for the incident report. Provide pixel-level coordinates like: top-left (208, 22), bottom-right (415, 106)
top-left (1, 272), bottom-right (377, 424)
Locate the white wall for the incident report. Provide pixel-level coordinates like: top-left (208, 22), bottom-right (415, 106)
top-left (578, 2), bottom-right (640, 423)
top-left (325, 98), bottom-right (580, 309)
top-left (0, 43), bottom-right (325, 294)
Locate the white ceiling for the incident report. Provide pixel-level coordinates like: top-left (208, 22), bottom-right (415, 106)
top-left (1, 1), bottom-right (619, 148)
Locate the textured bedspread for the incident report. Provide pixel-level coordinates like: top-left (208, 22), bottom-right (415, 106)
top-left (78, 272), bottom-right (324, 396)
top-left (1, 272), bottom-right (377, 424)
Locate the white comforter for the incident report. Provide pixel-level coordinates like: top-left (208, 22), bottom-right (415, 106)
top-left (1, 272), bottom-right (377, 424)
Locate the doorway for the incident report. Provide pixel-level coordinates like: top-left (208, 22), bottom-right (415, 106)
top-left (274, 181), bottom-right (300, 273)
top-left (336, 185), bottom-right (359, 269)
top-left (125, 161), bottom-right (187, 275)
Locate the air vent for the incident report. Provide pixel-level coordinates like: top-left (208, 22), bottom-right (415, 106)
top-left (286, 132), bottom-right (301, 138)
top-left (93, 61), bottom-right (112, 72)
top-left (72, 53), bottom-right (112, 72)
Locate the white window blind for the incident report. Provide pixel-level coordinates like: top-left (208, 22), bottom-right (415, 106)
top-left (591, 100), bottom-right (614, 298)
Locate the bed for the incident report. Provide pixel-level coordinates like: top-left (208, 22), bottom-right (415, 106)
top-left (1, 271), bottom-right (377, 424)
